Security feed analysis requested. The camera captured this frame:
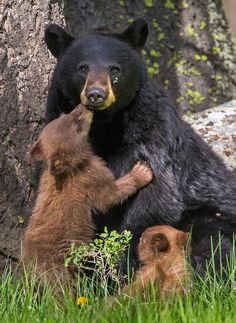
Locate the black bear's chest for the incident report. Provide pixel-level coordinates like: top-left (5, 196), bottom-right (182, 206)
top-left (89, 112), bottom-right (153, 179)
top-left (89, 115), bottom-right (177, 185)
top-left (90, 130), bottom-right (141, 179)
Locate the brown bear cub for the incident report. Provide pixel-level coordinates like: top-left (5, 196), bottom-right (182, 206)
top-left (23, 104), bottom-right (153, 292)
top-left (122, 225), bottom-right (191, 299)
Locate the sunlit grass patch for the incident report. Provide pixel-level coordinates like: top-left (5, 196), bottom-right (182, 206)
top-left (0, 235), bottom-right (235, 323)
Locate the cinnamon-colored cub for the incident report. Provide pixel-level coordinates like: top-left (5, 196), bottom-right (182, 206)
top-left (123, 225), bottom-right (191, 299)
top-left (23, 104), bottom-right (153, 289)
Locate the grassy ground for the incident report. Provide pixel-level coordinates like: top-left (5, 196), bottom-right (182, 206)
top-left (0, 246), bottom-right (235, 323)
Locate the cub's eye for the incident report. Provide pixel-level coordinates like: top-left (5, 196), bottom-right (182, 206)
top-left (109, 65), bottom-right (121, 75)
top-left (77, 63), bottom-right (89, 74)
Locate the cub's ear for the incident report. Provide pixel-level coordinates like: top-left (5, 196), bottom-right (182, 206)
top-left (28, 139), bottom-right (43, 164)
top-left (45, 24), bottom-right (74, 58)
top-left (151, 233), bottom-right (169, 253)
top-left (119, 17), bottom-right (148, 51)
top-left (177, 231), bottom-right (189, 248)
top-left (49, 159), bottom-right (68, 176)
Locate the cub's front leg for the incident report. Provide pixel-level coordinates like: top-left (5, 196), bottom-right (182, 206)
top-left (94, 161), bottom-right (153, 213)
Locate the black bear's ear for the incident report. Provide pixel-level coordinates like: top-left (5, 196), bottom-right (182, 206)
top-left (45, 24), bottom-right (74, 58)
top-left (119, 18), bottom-right (148, 51)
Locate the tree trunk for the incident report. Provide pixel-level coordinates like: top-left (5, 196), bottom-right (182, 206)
top-left (224, 0), bottom-right (236, 39)
top-left (0, 0), bottom-right (235, 272)
top-left (0, 0), bottom-right (64, 271)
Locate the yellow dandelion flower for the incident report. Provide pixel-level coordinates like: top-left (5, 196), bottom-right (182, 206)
top-left (76, 296), bottom-right (88, 305)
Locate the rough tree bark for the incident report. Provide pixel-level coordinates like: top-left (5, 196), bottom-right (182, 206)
top-left (224, 0), bottom-right (236, 39)
top-left (0, 0), bottom-right (64, 271)
top-left (0, 0), bottom-right (235, 272)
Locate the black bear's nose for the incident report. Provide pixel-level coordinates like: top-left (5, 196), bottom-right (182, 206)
top-left (87, 87), bottom-right (107, 106)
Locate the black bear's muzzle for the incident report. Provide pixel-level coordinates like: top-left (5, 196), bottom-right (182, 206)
top-left (86, 87), bottom-right (108, 107)
top-left (80, 70), bottom-right (116, 110)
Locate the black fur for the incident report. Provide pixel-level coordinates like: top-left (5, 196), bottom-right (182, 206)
top-left (44, 18), bottom-right (236, 276)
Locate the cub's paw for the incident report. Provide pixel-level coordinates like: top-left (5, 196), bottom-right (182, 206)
top-left (131, 161), bottom-right (153, 187)
top-left (54, 239), bottom-right (84, 262)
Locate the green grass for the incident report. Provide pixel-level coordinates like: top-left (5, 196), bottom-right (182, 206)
top-left (0, 242), bottom-right (235, 323)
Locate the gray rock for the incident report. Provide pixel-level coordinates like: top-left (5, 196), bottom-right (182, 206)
top-left (184, 100), bottom-right (236, 172)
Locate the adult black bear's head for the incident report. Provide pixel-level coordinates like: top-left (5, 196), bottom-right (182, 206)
top-left (45, 18), bottom-right (148, 119)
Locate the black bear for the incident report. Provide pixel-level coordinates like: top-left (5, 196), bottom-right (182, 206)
top-left (44, 18), bottom-right (236, 277)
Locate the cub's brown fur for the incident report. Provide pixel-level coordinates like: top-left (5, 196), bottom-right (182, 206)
top-left (123, 225), bottom-right (191, 299)
top-left (23, 104), bottom-right (153, 292)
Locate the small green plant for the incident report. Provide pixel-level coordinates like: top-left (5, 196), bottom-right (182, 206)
top-left (65, 228), bottom-right (132, 294)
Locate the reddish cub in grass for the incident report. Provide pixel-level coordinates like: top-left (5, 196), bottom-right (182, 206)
top-left (123, 225), bottom-right (191, 299)
top-left (23, 104), bottom-right (153, 292)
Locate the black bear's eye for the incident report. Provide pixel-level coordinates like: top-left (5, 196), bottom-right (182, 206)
top-left (77, 63), bottom-right (89, 74)
top-left (109, 65), bottom-right (121, 84)
top-left (109, 65), bottom-right (121, 75)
